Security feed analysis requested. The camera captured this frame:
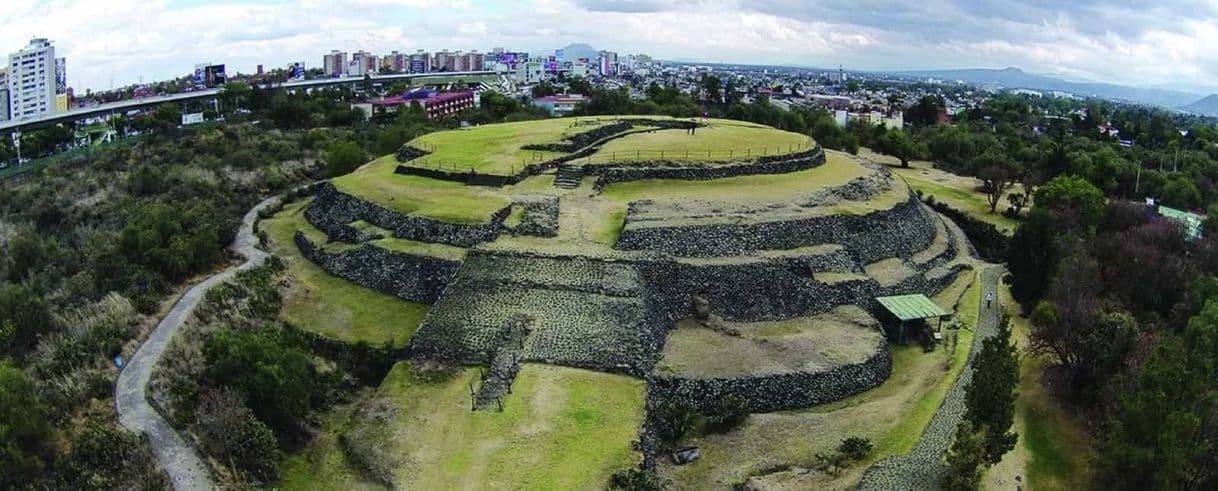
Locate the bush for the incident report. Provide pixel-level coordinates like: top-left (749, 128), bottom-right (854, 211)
top-left (203, 326), bottom-right (323, 438)
top-left (323, 140), bottom-right (366, 177)
top-left (703, 395), bottom-right (750, 433)
top-left (0, 362), bottom-right (53, 487)
top-left (838, 436), bottom-right (873, 461)
top-left (926, 198), bottom-right (1010, 262)
top-left (194, 387), bottom-right (280, 483)
top-left (652, 399), bottom-right (704, 442)
top-left (610, 468), bottom-right (667, 490)
top-left (57, 418), bottom-right (169, 490)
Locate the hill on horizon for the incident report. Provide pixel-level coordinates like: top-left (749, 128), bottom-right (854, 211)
top-left (1181, 94), bottom-right (1218, 116)
top-left (897, 67), bottom-right (1201, 108)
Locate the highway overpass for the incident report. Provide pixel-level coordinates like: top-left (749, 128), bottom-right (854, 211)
top-left (0, 70), bottom-right (499, 133)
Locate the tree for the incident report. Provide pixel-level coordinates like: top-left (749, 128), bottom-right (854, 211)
top-left (873, 128), bottom-right (926, 168)
top-left (1035, 175), bottom-right (1106, 227)
top-left (943, 421), bottom-right (987, 491)
top-left (0, 362), bottom-right (52, 487)
top-left (1030, 251), bottom-right (1135, 396)
top-left (700, 74), bottom-right (722, 103)
top-left (975, 151), bottom-right (1020, 212)
top-left (219, 81), bottom-right (253, 112)
top-left (904, 94), bottom-right (945, 128)
top-left (962, 312), bottom-right (1019, 464)
top-left (1096, 304), bottom-right (1218, 489)
top-left (152, 103), bottom-right (182, 133)
top-left (323, 140), bottom-right (367, 177)
top-left (203, 327), bottom-right (322, 437)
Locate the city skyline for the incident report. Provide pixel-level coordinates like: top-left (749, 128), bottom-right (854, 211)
top-left (4, 0), bottom-right (1218, 95)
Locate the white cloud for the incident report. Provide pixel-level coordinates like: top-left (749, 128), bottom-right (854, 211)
top-left (2, 0), bottom-right (1216, 93)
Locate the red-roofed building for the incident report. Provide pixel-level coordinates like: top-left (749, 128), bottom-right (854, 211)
top-left (369, 90), bottom-right (475, 119)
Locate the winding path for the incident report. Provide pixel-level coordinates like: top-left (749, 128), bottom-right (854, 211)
top-left (856, 265), bottom-right (1004, 490)
top-left (115, 195), bottom-right (280, 491)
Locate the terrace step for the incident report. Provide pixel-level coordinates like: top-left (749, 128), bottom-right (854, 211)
top-left (554, 165), bottom-right (584, 189)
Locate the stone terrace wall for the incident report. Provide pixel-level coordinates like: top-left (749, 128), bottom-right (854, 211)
top-left (306, 182), bottom-right (509, 247)
top-left (589, 145), bottom-right (825, 190)
top-left (510, 196), bottom-right (559, 238)
top-left (393, 119), bottom-right (700, 187)
top-left (294, 232), bottom-right (460, 304)
top-left (647, 344), bottom-right (892, 414)
top-left (618, 193), bottom-right (936, 263)
top-left (408, 250), bottom-right (672, 376)
top-left (395, 145), bottom-right (429, 163)
top-left (520, 121), bottom-right (635, 152)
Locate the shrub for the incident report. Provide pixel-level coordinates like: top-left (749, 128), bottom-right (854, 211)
top-left (838, 436), bottom-right (874, 461)
top-left (203, 326), bottom-right (323, 438)
top-left (652, 399), bottom-right (704, 442)
top-left (57, 418), bottom-right (169, 490)
top-left (194, 387), bottom-right (280, 483)
top-left (0, 362), bottom-right (53, 487)
top-left (609, 468), bottom-right (667, 490)
top-left (703, 395), bottom-right (750, 433)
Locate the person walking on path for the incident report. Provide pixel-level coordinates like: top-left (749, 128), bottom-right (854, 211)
top-left (986, 291), bottom-right (994, 309)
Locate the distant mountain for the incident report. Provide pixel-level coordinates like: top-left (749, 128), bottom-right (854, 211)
top-left (1180, 94), bottom-right (1218, 116)
top-left (898, 67), bottom-right (1201, 108)
top-left (555, 43), bottom-right (599, 62)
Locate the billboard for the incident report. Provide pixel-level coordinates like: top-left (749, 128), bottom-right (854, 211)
top-left (409, 58), bottom-right (427, 73)
top-left (193, 63), bottom-right (227, 87)
top-left (55, 58), bottom-right (66, 94)
top-left (288, 62), bottom-right (305, 81)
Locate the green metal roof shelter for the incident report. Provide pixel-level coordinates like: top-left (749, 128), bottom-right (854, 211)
top-left (876, 294), bottom-right (953, 344)
top-left (1157, 205), bottom-right (1205, 241)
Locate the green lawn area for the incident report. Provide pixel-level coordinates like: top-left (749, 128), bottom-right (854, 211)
top-left (292, 361), bottom-right (645, 490)
top-left (898, 174), bottom-right (1021, 234)
top-left (662, 268), bottom-right (982, 489)
top-left (592, 120), bottom-right (812, 162)
top-left (331, 154), bottom-right (510, 224)
top-left (260, 199), bottom-right (430, 348)
top-left (601, 151), bottom-right (869, 204)
top-left (279, 402), bottom-right (384, 491)
top-left (405, 117), bottom-right (625, 175)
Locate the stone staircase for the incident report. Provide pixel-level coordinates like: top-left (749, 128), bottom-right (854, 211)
top-left (554, 165), bottom-right (584, 189)
top-left (473, 315), bottom-right (531, 411)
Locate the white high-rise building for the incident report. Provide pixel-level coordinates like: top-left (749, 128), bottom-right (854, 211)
top-left (7, 38), bottom-right (60, 121)
top-left (0, 68), bottom-right (9, 122)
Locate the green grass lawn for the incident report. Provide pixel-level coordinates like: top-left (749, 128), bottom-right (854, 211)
top-left (279, 402), bottom-right (384, 491)
top-left (293, 361), bottom-right (645, 490)
top-left (592, 120), bottom-right (812, 162)
top-left (662, 268), bottom-right (982, 489)
top-left (405, 117), bottom-right (625, 174)
top-left (331, 154), bottom-right (510, 224)
top-left (601, 151), bottom-right (869, 204)
top-left (898, 174), bottom-right (1021, 234)
top-left (261, 199), bottom-right (430, 348)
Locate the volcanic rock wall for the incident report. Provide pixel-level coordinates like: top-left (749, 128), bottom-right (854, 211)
top-left (294, 232), bottom-right (460, 304)
top-left (617, 193), bottom-right (937, 263)
top-left (590, 146), bottom-right (825, 189)
top-left (408, 250), bottom-right (673, 376)
top-left (305, 183), bottom-right (509, 247)
top-left (648, 345), bottom-right (893, 414)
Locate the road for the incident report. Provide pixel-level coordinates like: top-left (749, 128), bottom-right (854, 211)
top-left (856, 265), bottom-right (1004, 490)
top-left (115, 194), bottom-right (279, 491)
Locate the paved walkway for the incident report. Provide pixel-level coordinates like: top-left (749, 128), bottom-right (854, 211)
top-left (115, 195), bottom-right (279, 491)
top-left (856, 266), bottom-right (1004, 490)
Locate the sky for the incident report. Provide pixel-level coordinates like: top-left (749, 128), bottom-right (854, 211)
top-left (3, 0), bottom-right (1218, 95)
